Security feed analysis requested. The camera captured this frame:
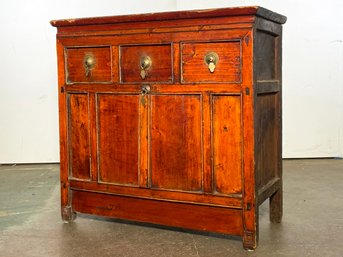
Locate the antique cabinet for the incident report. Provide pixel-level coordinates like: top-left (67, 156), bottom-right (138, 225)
top-left (51, 6), bottom-right (286, 249)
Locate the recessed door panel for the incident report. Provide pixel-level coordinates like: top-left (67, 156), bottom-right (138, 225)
top-left (212, 95), bottom-right (242, 195)
top-left (150, 94), bottom-right (202, 192)
top-left (68, 93), bottom-right (91, 180)
top-left (97, 94), bottom-right (140, 185)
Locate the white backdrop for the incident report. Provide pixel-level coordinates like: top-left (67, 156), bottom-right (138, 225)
top-left (176, 0), bottom-right (343, 158)
top-left (0, 0), bottom-right (342, 163)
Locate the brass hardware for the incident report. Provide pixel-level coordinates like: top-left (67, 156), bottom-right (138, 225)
top-left (204, 52), bottom-right (219, 73)
top-left (140, 56), bottom-right (152, 79)
top-left (84, 54), bottom-right (96, 77)
top-left (141, 84), bottom-right (151, 95)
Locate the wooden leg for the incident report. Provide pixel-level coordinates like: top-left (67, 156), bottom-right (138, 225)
top-left (243, 206), bottom-right (259, 250)
top-left (270, 187), bottom-right (282, 223)
top-left (61, 205), bottom-right (76, 223)
top-left (60, 181), bottom-right (76, 222)
top-left (243, 230), bottom-right (258, 250)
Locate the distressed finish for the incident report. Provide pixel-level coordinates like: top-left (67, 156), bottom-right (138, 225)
top-left (51, 6), bottom-right (286, 250)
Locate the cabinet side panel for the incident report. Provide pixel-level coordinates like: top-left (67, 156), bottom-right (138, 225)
top-left (254, 21), bottom-right (283, 197)
top-left (254, 31), bottom-right (276, 80)
top-left (97, 94), bottom-right (139, 185)
top-left (255, 93), bottom-right (278, 189)
top-left (212, 95), bottom-right (242, 195)
top-left (68, 93), bottom-right (91, 180)
top-left (150, 94), bottom-right (202, 192)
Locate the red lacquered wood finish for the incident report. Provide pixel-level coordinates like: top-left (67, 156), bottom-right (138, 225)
top-left (65, 46), bottom-right (112, 83)
top-left (120, 44), bottom-right (173, 83)
top-left (181, 41), bottom-right (241, 83)
top-left (97, 94), bottom-right (140, 185)
top-left (51, 6), bottom-right (286, 250)
top-left (150, 94), bottom-right (202, 191)
top-left (212, 95), bottom-right (243, 195)
top-left (67, 93), bottom-right (91, 180)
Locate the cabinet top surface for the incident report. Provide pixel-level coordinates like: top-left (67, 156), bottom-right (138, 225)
top-left (50, 6), bottom-right (286, 27)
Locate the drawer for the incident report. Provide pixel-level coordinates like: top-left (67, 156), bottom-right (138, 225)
top-left (65, 46), bottom-right (112, 84)
top-left (120, 44), bottom-right (172, 83)
top-left (181, 41), bottom-right (241, 83)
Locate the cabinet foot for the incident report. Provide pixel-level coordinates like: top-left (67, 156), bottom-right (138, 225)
top-left (243, 230), bottom-right (257, 250)
top-left (270, 188), bottom-right (282, 223)
top-left (61, 206), bottom-right (76, 223)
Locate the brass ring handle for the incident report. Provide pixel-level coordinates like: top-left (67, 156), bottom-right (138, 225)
top-left (84, 54), bottom-right (96, 77)
top-left (204, 52), bottom-right (219, 73)
top-left (140, 56), bottom-right (152, 79)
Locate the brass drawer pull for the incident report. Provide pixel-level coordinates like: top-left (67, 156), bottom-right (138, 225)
top-left (204, 52), bottom-right (219, 73)
top-left (84, 54), bottom-right (96, 77)
top-left (140, 55), bottom-right (152, 79)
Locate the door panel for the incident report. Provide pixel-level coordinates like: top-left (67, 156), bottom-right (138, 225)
top-left (97, 94), bottom-right (140, 185)
top-left (150, 94), bottom-right (202, 192)
top-left (212, 95), bottom-right (242, 195)
top-left (68, 93), bottom-right (91, 180)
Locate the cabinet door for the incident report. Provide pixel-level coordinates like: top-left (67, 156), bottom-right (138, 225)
top-left (97, 93), bottom-right (142, 186)
top-left (212, 95), bottom-right (242, 195)
top-left (67, 93), bottom-right (91, 180)
top-left (150, 94), bottom-right (203, 192)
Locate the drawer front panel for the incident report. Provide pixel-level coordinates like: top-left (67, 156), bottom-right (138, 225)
top-left (97, 94), bottom-right (140, 186)
top-left (67, 93), bottom-right (91, 180)
top-left (65, 46), bottom-right (112, 84)
top-left (181, 41), bottom-right (241, 83)
top-left (150, 94), bottom-right (202, 192)
top-left (120, 44), bottom-right (172, 83)
top-left (212, 94), bottom-right (242, 195)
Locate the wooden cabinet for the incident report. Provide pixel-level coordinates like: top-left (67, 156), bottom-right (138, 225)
top-left (51, 6), bottom-right (286, 250)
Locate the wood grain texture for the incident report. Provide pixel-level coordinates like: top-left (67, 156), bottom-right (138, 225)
top-left (202, 93), bottom-right (212, 193)
top-left (51, 6), bottom-right (286, 27)
top-left (240, 30), bottom-right (258, 250)
top-left (97, 94), bottom-right (140, 185)
top-left (255, 93), bottom-right (278, 189)
top-left (139, 94), bottom-right (149, 188)
top-left (150, 94), bottom-right (202, 192)
top-left (56, 39), bottom-right (74, 221)
top-left (72, 190), bottom-right (243, 236)
top-left (269, 27), bottom-right (283, 224)
top-left (89, 93), bottom-right (98, 181)
top-left (65, 46), bottom-right (112, 83)
top-left (120, 44), bottom-right (172, 83)
top-left (51, 6), bottom-right (286, 249)
top-left (68, 93), bottom-right (91, 180)
top-left (70, 179), bottom-right (242, 208)
top-left (181, 41), bottom-right (241, 83)
top-left (254, 31), bottom-right (276, 80)
top-left (212, 95), bottom-right (242, 195)
top-left (253, 21), bottom-right (283, 224)
top-left (54, 16), bottom-right (254, 38)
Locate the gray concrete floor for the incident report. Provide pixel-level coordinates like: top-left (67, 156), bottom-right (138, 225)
top-left (0, 159), bottom-right (342, 257)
